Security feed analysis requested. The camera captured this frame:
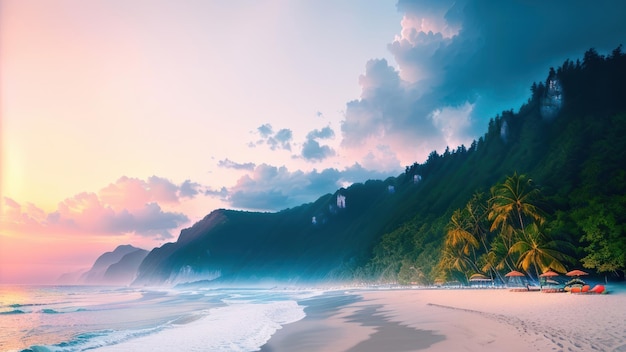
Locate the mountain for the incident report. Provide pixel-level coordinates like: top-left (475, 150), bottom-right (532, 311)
top-left (133, 182), bottom-right (404, 285)
top-left (102, 249), bottom-right (149, 285)
top-left (133, 47), bottom-right (626, 286)
top-left (79, 245), bottom-right (147, 285)
top-left (57, 269), bottom-right (87, 285)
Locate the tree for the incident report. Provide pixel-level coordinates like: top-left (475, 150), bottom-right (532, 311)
top-left (489, 173), bottom-right (545, 235)
top-left (444, 209), bottom-right (479, 254)
top-left (465, 192), bottom-right (490, 254)
top-left (509, 222), bottom-right (574, 280)
top-left (437, 208), bottom-right (483, 282)
top-left (574, 196), bottom-right (626, 274)
top-left (487, 173), bottom-right (546, 272)
top-left (437, 245), bottom-right (476, 283)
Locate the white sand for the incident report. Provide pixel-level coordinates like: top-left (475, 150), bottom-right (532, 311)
top-left (94, 285), bottom-right (626, 351)
top-left (351, 287), bottom-right (626, 351)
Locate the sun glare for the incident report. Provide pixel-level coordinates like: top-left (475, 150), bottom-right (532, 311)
top-left (2, 147), bottom-right (24, 202)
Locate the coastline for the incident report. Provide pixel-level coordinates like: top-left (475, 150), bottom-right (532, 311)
top-left (261, 286), bottom-right (626, 351)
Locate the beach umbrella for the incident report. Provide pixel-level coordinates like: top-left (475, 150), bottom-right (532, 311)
top-left (505, 270), bottom-right (525, 277)
top-left (504, 270), bottom-right (527, 288)
top-left (566, 269), bottom-right (588, 277)
top-left (539, 271), bottom-right (560, 288)
top-left (539, 270), bottom-right (559, 278)
top-left (565, 269), bottom-right (588, 287)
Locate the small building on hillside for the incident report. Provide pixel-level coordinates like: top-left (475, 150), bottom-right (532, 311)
top-left (337, 194), bottom-right (346, 209)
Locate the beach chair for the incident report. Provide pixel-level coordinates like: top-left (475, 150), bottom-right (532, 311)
top-left (589, 284), bottom-right (606, 294)
top-left (570, 285), bottom-right (589, 294)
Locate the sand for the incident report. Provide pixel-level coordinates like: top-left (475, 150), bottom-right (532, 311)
top-left (261, 286), bottom-right (626, 352)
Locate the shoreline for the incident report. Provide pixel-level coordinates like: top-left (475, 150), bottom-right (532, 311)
top-left (261, 286), bottom-right (626, 351)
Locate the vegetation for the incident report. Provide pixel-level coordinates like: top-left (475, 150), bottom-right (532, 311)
top-left (136, 46), bottom-right (626, 286)
top-left (367, 46), bottom-right (626, 284)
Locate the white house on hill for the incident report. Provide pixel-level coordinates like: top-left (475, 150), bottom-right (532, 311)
top-left (337, 194), bottom-right (346, 209)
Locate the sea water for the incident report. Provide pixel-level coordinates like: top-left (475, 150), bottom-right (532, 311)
top-left (0, 285), bottom-right (316, 351)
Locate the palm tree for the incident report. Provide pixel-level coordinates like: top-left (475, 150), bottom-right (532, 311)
top-left (489, 173), bottom-right (545, 235)
top-left (465, 192), bottom-right (505, 282)
top-left (465, 192), bottom-right (490, 253)
top-left (488, 173), bottom-right (546, 271)
top-left (439, 209), bottom-right (484, 283)
top-left (509, 222), bottom-right (574, 280)
top-left (484, 231), bottom-right (517, 272)
top-left (438, 246), bottom-right (477, 283)
top-left (445, 209), bottom-right (479, 254)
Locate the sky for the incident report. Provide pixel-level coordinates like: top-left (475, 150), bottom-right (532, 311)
top-left (2, 0), bottom-right (625, 284)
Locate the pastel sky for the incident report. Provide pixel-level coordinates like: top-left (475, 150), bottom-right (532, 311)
top-left (2, 0), bottom-right (625, 284)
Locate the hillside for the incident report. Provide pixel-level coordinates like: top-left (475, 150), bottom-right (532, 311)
top-left (76, 245), bottom-right (147, 285)
top-left (133, 47), bottom-right (626, 286)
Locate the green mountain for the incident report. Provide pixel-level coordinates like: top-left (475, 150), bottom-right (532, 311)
top-left (134, 47), bottom-right (626, 286)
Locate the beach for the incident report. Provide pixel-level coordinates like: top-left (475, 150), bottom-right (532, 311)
top-left (5, 285), bottom-right (624, 351)
top-left (261, 286), bottom-right (626, 352)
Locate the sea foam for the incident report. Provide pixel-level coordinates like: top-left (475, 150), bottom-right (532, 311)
top-left (91, 299), bottom-right (305, 351)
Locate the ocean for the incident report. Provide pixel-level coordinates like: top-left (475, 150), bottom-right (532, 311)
top-left (0, 285), bottom-right (321, 351)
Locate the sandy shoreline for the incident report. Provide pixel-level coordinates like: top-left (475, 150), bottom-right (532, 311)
top-left (261, 286), bottom-right (626, 352)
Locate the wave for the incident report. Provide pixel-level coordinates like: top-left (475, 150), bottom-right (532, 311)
top-left (2, 302), bottom-right (46, 309)
top-left (10, 287), bottom-right (322, 352)
top-left (1, 307), bottom-right (89, 316)
top-left (28, 326), bottom-right (168, 352)
top-left (40, 309), bottom-right (60, 314)
top-left (96, 299), bottom-right (306, 351)
top-left (31, 299), bottom-right (305, 351)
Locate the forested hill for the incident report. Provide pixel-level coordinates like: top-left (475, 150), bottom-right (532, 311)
top-left (133, 47), bottom-right (626, 286)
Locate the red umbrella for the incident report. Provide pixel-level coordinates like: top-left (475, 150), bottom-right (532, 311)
top-left (566, 269), bottom-right (588, 277)
top-left (539, 270), bottom-right (559, 277)
top-left (505, 270), bottom-right (525, 277)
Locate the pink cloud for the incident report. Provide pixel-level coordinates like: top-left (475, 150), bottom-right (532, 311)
top-left (2, 175), bottom-right (198, 239)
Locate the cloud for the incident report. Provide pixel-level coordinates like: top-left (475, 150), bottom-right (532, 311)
top-left (116, 202), bottom-right (187, 238)
top-left (99, 176), bottom-right (194, 210)
top-left (1, 176), bottom-right (202, 239)
top-left (205, 186), bottom-right (228, 198)
top-left (2, 197), bottom-right (47, 225)
top-left (257, 123), bottom-right (273, 138)
top-left (341, 58), bottom-right (436, 168)
top-left (341, 0), bottom-right (626, 166)
top-left (271, 129), bottom-right (293, 151)
top-left (253, 124), bottom-right (293, 151)
top-left (226, 163), bottom-right (394, 211)
top-left (218, 158), bottom-right (256, 171)
top-left (50, 192), bottom-right (187, 238)
top-left (306, 126), bottom-right (335, 140)
top-left (301, 139), bottom-right (335, 161)
top-left (4, 197), bottom-right (20, 209)
top-left (180, 180), bottom-right (202, 198)
top-left (301, 126), bottom-right (336, 161)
